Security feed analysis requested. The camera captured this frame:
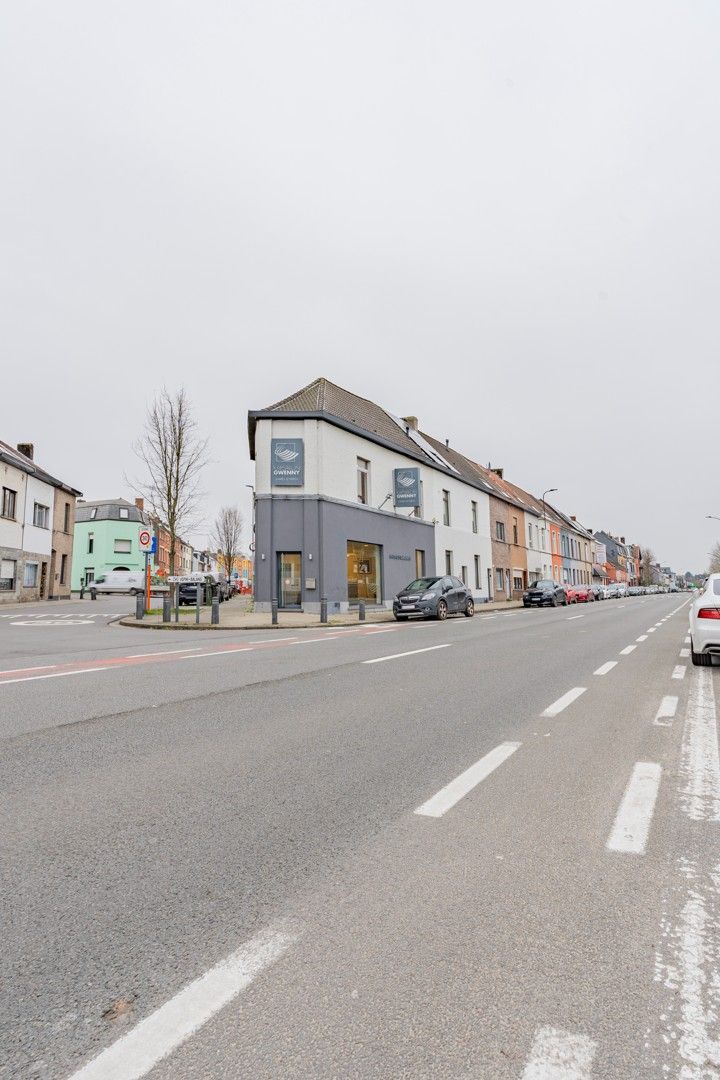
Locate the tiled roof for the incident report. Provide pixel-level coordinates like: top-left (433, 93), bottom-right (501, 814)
top-left (252, 377), bottom-right (436, 462)
top-left (0, 439), bottom-right (82, 497)
top-left (249, 378), bottom-right (589, 527)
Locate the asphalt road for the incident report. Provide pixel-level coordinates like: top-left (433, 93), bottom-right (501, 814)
top-left (2, 593), bottom-right (718, 1078)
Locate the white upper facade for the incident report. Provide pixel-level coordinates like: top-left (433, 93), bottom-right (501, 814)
top-left (254, 416), bottom-right (495, 598)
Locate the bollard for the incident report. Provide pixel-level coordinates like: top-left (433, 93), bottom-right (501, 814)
top-left (320, 596), bottom-right (328, 624)
top-left (135, 593), bottom-right (144, 620)
top-left (271, 596), bottom-right (278, 625)
top-left (211, 596), bottom-right (220, 625)
top-left (358, 600), bottom-right (365, 622)
top-left (162, 595), bottom-right (171, 623)
top-left (196, 583), bottom-right (202, 625)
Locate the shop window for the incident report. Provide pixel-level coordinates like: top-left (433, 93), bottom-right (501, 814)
top-left (347, 541), bottom-right (381, 605)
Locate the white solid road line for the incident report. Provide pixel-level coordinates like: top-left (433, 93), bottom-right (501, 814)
top-left (0, 667), bottom-right (111, 686)
top-left (594, 661), bottom-right (618, 676)
top-left (673, 665), bottom-right (687, 680)
top-left (654, 695), bottom-right (679, 727)
top-left (182, 649), bottom-right (253, 660)
top-left (620, 645), bottom-right (637, 655)
top-left (679, 666), bottom-right (720, 822)
top-left (364, 644), bottom-right (452, 665)
top-left (606, 762), bottom-right (662, 854)
top-left (522, 1026), bottom-right (597, 1079)
top-left (567, 614), bottom-right (584, 620)
top-left (636, 635), bottom-right (648, 642)
top-left (542, 687), bottom-right (587, 717)
top-left (414, 742), bottom-right (521, 818)
top-left (67, 923), bottom-right (298, 1080)
top-left (126, 648), bottom-right (203, 659)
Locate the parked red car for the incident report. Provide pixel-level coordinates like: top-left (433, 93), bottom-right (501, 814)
top-left (573, 584), bottom-right (595, 603)
top-left (565, 585), bottom-right (579, 603)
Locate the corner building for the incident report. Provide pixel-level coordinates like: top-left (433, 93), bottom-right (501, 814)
top-left (248, 379), bottom-right (495, 613)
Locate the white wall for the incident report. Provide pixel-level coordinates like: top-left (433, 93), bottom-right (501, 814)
top-left (23, 475), bottom-right (54, 556)
top-left (525, 511), bottom-right (552, 581)
top-left (0, 461), bottom-right (25, 550)
top-left (255, 418), bottom-right (494, 600)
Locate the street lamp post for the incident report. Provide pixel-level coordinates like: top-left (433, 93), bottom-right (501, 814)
top-left (541, 488), bottom-right (558, 572)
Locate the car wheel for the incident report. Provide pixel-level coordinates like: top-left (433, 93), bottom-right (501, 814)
top-left (436, 600), bottom-right (448, 621)
top-left (562, 596), bottom-right (568, 606)
top-left (691, 640), bottom-right (712, 666)
top-left (523, 602), bottom-right (530, 608)
top-left (552, 595), bottom-right (558, 607)
top-left (464, 600), bottom-right (474, 617)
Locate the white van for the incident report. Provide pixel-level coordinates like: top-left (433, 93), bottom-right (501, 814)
top-left (89, 571), bottom-right (149, 597)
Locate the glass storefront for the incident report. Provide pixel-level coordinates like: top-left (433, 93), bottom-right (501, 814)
top-left (277, 551), bottom-right (302, 608)
top-left (347, 541), bottom-right (381, 605)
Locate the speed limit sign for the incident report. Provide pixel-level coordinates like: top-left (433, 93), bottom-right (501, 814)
top-left (139, 528), bottom-right (152, 552)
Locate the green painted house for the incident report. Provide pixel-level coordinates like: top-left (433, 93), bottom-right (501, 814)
top-left (71, 498), bottom-right (150, 591)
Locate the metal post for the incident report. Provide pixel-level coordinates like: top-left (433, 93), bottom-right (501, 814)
top-left (320, 596), bottom-right (328, 624)
top-left (196, 583), bottom-right (202, 625)
top-left (211, 596), bottom-right (220, 625)
top-left (135, 593), bottom-right (144, 620)
top-left (271, 596), bottom-right (278, 625)
top-left (174, 583), bottom-right (179, 623)
top-left (162, 594), bottom-right (171, 623)
top-left (359, 599), bottom-right (365, 621)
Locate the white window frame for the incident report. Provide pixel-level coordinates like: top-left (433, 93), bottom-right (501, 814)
top-left (23, 561), bottom-right (39, 587)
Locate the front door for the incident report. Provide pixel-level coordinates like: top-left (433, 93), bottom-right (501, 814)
top-left (40, 561), bottom-right (48, 598)
top-left (277, 552), bottom-right (302, 608)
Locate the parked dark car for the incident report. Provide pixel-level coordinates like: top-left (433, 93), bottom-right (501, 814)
top-left (393, 576), bottom-right (474, 620)
top-left (178, 574), bottom-right (230, 605)
top-left (523, 580), bottom-right (568, 607)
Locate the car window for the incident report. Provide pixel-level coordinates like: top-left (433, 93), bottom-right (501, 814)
top-left (451, 577), bottom-right (464, 589)
top-left (713, 580), bottom-right (720, 596)
top-left (440, 577), bottom-right (453, 591)
top-left (404, 578), bottom-right (440, 593)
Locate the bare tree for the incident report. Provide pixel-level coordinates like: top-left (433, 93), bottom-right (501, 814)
top-left (709, 541), bottom-right (720, 574)
top-left (211, 506), bottom-right (244, 582)
top-left (132, 388), bottom-right (209, 574)
top-left (639, 546), bottom-right (656, 586)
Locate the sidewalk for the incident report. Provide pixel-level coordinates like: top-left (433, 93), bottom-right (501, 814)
top-left (118, 598), bottom-right (524, 631)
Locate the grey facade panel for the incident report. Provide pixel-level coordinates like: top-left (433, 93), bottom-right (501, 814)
top-left (254, 495), bottom-right (436, 612)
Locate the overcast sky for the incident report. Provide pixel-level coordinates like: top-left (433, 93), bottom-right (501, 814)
top-left (1, 2), bottom-right (718, 571)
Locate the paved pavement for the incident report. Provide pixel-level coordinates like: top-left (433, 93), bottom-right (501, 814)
top-left (2, 593), bottom-right (718, 1078)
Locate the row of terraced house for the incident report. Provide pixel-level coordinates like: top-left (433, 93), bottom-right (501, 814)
top-left (247, 379), bottom-right (648, 612)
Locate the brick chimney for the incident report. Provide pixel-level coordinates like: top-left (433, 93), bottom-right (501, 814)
top-left (571, 515), bottom-right (577, 521)
top-left (491, 467), bottom-right (504, 479)
top-left (620, 536), bottom-right (626, 544)
top-left (17, 443), bottom-right (34, 460)
top-left (135, 497), bottom-right (144, 511)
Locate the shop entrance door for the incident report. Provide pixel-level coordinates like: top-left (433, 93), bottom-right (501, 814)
top-left (277, 552), bottom-right (302, 608)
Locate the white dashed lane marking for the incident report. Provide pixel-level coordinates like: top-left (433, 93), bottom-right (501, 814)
top-left (414, 742), bottom-right (521, 818)
top-left (606, 762), bottom-right (662, 854)
top-left (521, 1026), bottom-right (597, 1079)
top-left (542, 687), bottom-right (587, 717)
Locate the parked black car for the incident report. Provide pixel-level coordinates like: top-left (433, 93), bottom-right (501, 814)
top-left (393, 575), bottom-right (474, 621)
top-left (523, 580), bottom-right (568, 607)
top-left (178, 574), bottom-right (230, 605)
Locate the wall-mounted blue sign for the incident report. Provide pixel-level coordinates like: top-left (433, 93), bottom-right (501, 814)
top-left (393, 467), bottom-right (420, 507)
top-left (271, 438), bottom-right (304, 486)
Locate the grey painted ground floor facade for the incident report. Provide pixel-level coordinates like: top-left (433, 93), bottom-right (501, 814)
top-left (254, 495), bottom-right (436, 613)
top-left (0, 545), bottom-right (52, 603)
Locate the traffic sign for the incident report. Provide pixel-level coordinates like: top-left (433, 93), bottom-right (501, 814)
top-left (139, 529), bottom-right (153, 552)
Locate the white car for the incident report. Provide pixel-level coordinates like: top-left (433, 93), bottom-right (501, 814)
top-left (689, 574), bottom-right (720, 666)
